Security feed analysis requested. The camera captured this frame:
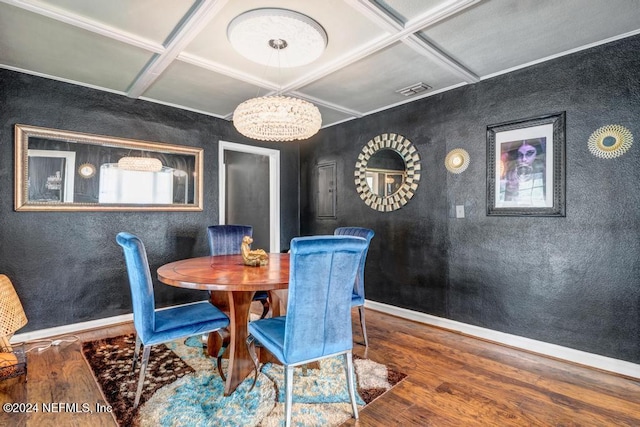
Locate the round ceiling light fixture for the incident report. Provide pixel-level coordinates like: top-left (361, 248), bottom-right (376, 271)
top-left (117, 157), bottom-right (163, 172)
top-left (229, 8), bottom-right (325, 141)
top-left (233, 95), bottom-right (322, 142)
top-left (227, 8), bottom-right (328, 68)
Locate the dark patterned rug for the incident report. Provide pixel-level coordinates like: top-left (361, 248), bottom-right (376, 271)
top-left (81, 334), bottom-right (194, 426)
top-left (82, 333), bottom-right (406, 426)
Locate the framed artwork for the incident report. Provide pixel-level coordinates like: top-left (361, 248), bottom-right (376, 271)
top-left (486, 112), bottom-right (566, 216)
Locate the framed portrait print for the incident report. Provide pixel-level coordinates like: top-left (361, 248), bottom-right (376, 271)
top-left (486, 112), bottom-right (566, 216)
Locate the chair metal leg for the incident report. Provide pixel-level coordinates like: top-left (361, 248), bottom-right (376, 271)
top-left (132, 335), bottom-right (142, 372)
top-left (216, 329), bottom-right (231, 382)
top-left (246, 335), bottom-right (260, 391)
top-left (284, 365), bottom-right (294, 427)
top-left (259, 298), bottom-right (270, 319)
top-left (358, 305), bottom-right (369, 347)
top-left (345, 352), bottom-right (359, 420)
top-left (134, 345), bottom-right (151, 408)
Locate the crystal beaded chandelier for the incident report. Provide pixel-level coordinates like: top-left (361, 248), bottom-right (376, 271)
top-left (117, 157), bottom-right (163, 172)
top-left (233, 95), bottom-right (321, 142)
top-left (228, 9), bottom-right (327, 142)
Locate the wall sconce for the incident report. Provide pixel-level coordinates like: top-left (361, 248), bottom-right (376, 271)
top-left (445, 148), bottom-right (470, 174)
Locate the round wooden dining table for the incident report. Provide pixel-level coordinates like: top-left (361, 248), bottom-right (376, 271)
top-left (157, 253), bottom-right (289, 396)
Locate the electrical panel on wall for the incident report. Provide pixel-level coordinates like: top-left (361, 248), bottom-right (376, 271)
top-left (317, 161), bottom-right (336, 219)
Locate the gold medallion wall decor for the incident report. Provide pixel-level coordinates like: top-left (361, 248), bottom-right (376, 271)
top-left (445, 148), bottom-right (470, 174)
top-left (587, 125), bottom-right (633, 159)
top-left (354, 133), bottom-right (421, 212)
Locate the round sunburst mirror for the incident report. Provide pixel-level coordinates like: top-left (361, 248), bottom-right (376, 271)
top-left (354, 133), bottom-right (421, 212)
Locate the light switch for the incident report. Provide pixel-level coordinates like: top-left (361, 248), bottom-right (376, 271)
top-left (455, 205), bottom-right (465, 218)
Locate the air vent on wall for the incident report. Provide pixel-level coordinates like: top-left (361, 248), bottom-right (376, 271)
top-left (395, 82), bottom-right (432, 97)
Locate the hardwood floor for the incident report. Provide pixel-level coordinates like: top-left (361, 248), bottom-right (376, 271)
top-left (1, 310), bottom-right (639, 426)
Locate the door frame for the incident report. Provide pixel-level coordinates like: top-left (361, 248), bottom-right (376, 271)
top-left (218, 140), bottom-right (280, 253)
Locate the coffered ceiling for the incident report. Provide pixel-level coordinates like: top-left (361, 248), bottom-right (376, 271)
top-left (1, 0), bottom-right (639, 129)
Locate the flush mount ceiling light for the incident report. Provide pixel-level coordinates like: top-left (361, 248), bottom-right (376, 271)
top-left (227, 8), bottom-right (328, 68)
top-left (229, 8), bottom-right (326, 142)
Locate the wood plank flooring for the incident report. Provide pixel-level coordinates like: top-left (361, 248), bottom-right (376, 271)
top-left (1, 310), bottom-right (639, 426)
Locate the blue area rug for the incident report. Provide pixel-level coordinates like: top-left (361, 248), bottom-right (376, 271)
top-left (82, 334), bottom-right (406, 426)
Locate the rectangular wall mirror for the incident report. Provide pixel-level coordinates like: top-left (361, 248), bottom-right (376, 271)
top-left (14, 124), bottom-right (204, 211)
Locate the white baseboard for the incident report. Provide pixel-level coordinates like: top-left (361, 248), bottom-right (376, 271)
top-left (12, 313), bottom-right (133, 343)
top-left (366, 300), bottom-right (640, 380)
top-left (10, 301), bottom-right (209, 344)
top-left (12, 300), bottom-right (639, 379)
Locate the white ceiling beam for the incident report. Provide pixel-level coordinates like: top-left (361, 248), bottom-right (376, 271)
top-left (278, 0), bottom-right (482, 93)
top-left (404, 0), bottom-right (483, 32)
top-left (289, 91), bottom-right (364, 118)
top-left (347, 0), bottom-right (480, 83)
top-left (278, 34), bottom-right (398, 93)
top-left (0, 0), bottom-right (164, 53)
top-left (178, 52), bottom-right (280, 92)
top-left (403, 35), bottom-right (479, 83)
top-left (126, 0), bottom-right (228, 98)
top-left (2, 0), bottom-right (480, 120)
top-left (343, 0), bottom-right (404, 33)
top-left (222, 0), bottom-right (482, 116)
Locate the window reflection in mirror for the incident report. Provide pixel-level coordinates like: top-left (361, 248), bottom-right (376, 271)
top-left (27, 150), bottom-right (76, 202)
top-left (364, 149), bottom-right (406, 197)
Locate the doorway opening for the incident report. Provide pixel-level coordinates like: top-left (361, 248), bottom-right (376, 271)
top-left (218, 141), bottom-right (280, 253)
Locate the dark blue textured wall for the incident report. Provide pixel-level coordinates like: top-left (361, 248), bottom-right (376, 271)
top-left (0, 69), bottom-right (300, 332)
top-left (301, 35), bottom-right (640, 364)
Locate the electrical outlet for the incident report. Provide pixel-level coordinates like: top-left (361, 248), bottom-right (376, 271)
top-left (455, 205), bottom-right (465, 218)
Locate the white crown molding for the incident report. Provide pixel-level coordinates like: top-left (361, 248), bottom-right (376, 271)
top-left (480, 28), bottom-right (640, 81)
top-left (0, 64), bottom-right (129, 95)
top-left (3, 0), bottom-right (637, 133)
top-left (127, 0), bottom-right (228, 98)
top-left (360, 81), bottom-right (468, 117)
top-left (0, 0), bottom-right (164, 53)
top-left (289, 91), bottom-right (363, 118)
top-left (177, 52), bottom-right (280, 91)
top-left (344, 0), bottom-right (480, 84)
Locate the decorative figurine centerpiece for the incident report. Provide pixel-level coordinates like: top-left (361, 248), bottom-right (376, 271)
top-left (241, 235), bottom-right (269, 266)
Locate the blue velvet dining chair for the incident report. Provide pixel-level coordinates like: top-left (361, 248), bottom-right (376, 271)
top-left (246, 235), bottom-right (368, 427)
top-left (116, 232), bottom-right (230, 408)
top-left (207, 225), bottom-right (270, 318)
top-left (334, 226), bottom-right (375, 347)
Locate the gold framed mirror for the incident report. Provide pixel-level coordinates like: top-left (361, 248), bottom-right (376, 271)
top-left (14, 124), bottom-right (204, 211)
top-left (354, 133), bottom-right (421, 212)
